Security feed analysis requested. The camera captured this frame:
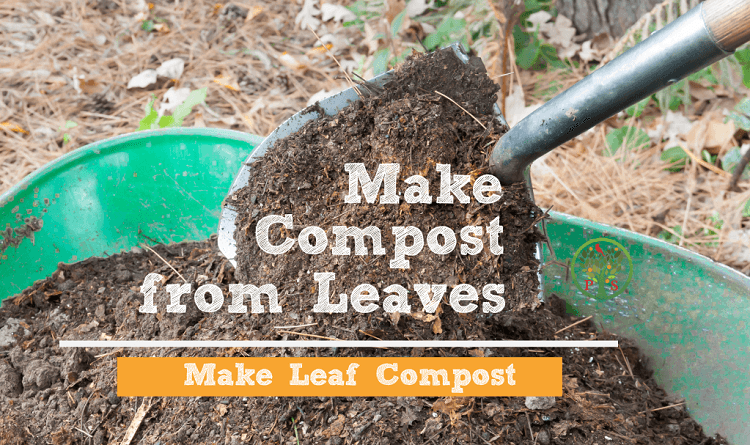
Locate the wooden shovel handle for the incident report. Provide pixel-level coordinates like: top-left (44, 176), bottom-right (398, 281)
top-left (702, 0), bottom-right (750, 52)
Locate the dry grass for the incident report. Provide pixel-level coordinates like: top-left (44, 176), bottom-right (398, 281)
top-left (0, 0), bottom-right (350, 191)
top-left (1, 0), bottom-right (749, 274)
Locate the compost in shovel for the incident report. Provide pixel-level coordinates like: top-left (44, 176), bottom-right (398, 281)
top-left (0, 48), bottom-right (729, 444)
top-left (228, 46), bottom-right (543, 340)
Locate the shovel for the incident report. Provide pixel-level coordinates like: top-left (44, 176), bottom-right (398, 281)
top-left (218, 0), bottom-right (750, 300)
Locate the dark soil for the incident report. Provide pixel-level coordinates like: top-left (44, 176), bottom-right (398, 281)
top-left (0, 48), bottom-right (729, 444)
top-left (0, 237), bottom-right (729, 444)
top-left (229, 46), bottom-right (545, 333)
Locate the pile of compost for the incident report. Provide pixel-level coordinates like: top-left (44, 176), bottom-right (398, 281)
top-left (0, 48), bottom-right (729, 444)
top-left (0, 239), bottom-right (728, 444)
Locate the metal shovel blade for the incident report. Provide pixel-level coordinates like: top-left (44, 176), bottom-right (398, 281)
top-left (218, 43), bottom-right (545, 300)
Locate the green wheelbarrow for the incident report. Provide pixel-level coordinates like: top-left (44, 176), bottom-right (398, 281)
top-left (0, 128), bottom-right (747, 441)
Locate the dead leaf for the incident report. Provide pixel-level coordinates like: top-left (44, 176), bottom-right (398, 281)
top-left (406, 0), bottom-right (432, 17)
top-left (215, 403), bottom-right (228, 416)
top-left (278, 52), bottom-right (308, 71)
top-left (246, 5), bottom-right (263, 21)
top-left (385, 0), bottom-right (406, 23)
top-left (412, 311), bottom-right (437, 323)
top-left (469, 348), bottom-right (484, 357)
top-left (419, 416), bottom-right (443, 435)
top-left (79, 79), bottom-right (101, 94)
top-left (552, 420), bottom-right (578, 437)
top-left (158, 87), bottom-right (191, 115)
top-left (127, 69), bottom-right (157, 89)
top-left (432, 398), bottom-right (466, 415)
top-left (543, 14), bottom-right (576, 49)
top-left (432, 397), bottom-right (466, 425)
top-left (401, 406), bottom-right (418, 425)
top-left (156, 58), bottom-right (185, 79)
top-left (526, 10), bottom-right (552, 30)
top-left (320, 3), bottom-right (355, 22)
top-left (505, 84), bottom-right (542, 127)
top-left (688, 81), bottom-right (717, 101)
top-left (295, 0), bottom-right (321, 30)
top-left (431, 316), bottom-right (442, 334)
top-left (0, 122), bottom-right (29, 134)
top-left (213, 74), bottom-right (240, 91)
top-left (307, 43), bottom-right (333, 57)
top-left (325, 414), bottom-right (346, 437)
top-left (704, 120), bottom-right (735, 152)
top-left (389, 311), bottom-right (401, 325)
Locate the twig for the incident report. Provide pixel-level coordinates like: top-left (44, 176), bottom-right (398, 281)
top-left (358, 329), bottom-right (383, 341)
top-left (619, 347), bottom-right (635, 378)
top-left (555, 315), bottom-right (593, 335)
top-left (680, 146), bottom-right (732, 178)
top-left (525, 412), bottom-right (536, 444)
top-left (120, 397), bottom-right (154, 445)
top-left (603, 430), bottom-right (636, 442)
top-left (141, 243), bottom-right (187, 283)
top-left (273, 323), bottom-right (318, 330)
top-left (74, 427), bottom-right (93, 438)
top-left (308, 25), bottom-right (362, 99)
top-left (728, 146), bottom-right (750, 191)
top-left (433, 90), bottom-right (486, 130)
top-left (276, 330), bottom-right (339, 341)
top-left (491, 72), bottom-right (514, 79)
top-left (638, 402), bottom-right (685, 414)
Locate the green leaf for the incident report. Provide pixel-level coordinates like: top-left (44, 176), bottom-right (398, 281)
top-left (172, 87), bottom-right (207, 127)
top-left (722, 146), bottom-right (750, 179)
top-left (661, 146), bottom-right (689, 172)
top-left (734, 47), bottom-right (750, 64)
top-left (516, 38), bottom-right (541, 70)
top-left (390, 9), bottom-right (407, 38)
top-left (626, 96), bottom-right (651, 118)
top-left (727, 111), bottom-right (750, 132)
top-left (702, 149), bottom-right (713, 163)
top-left (63, 120), bottom-right (78, 130)
top-left (372, 48), bottom-right (390, 76)
top-left (138, 96), bottom-right (159, 131)
top-left (62, 133), bottom-right (71, 144)
top-left (157, 115), bottom-right (175, 129)
top-left (141, 20), bottom-right (154, 32)
top-left (423, 17), bottom-right (466, 51)
top-left (605, 126), bottom-right (651, 156)
top-left (735, 97), bottom-right (750, 117)
top-left (741, 65), bottom-right (750, 89)
top-left (540, 44), bottom-right (564, 69)
top-left (657, 225), bottom-right (683, 245)
top-left (687, 66), bottom-right (718, 85)
top-left (743, 199), bottom-right (750, 218)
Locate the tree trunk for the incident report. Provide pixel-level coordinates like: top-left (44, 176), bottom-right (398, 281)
top-left (556, 0), bottom-right (664, 39)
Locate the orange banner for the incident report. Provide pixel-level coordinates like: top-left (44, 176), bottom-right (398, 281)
top-left (118, 357), bottom-right (561, 397)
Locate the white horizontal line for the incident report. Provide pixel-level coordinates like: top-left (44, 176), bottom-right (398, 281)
top-left (59, 340), bottom-right (618, 348)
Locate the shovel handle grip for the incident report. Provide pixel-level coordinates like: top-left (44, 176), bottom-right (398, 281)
top-left (703, 0), bottom-right (750, 52)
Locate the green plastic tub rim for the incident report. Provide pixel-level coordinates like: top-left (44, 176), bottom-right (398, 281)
top-left (0, 128), bottom-right (748, 443)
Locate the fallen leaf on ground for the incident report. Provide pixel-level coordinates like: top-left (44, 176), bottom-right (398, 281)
top-left (127, 69), bottom-right (157, 89)
top-left (156, 58), bottom-right (184, 79)
top-left (295, 0), bottom-right (321, 30)
top-left (158, 87), bottom-right (191, 115)
top-left (213, 74), bottom-right (240, 91)
top-left (0, 122), bottom-right (28, 134)
top-left (278, 52), bottom-right (308, 71)
top-left (412, 311), bottom-right (437, 323)
top-left (505, 84), bottom-right (542, 127)
top-left (320, 3), bottom-right (355, 22)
